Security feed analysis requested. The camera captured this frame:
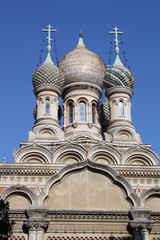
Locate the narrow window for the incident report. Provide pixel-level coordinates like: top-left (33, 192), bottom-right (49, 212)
top-left (79, 102), bottom-right (86, 122)
top-left (92, 103), bottom-right (96, 124)
top-left (45, 99), bottom-right (50, 114)
top-left (69, 102), bottom-right (73, 124)
top-left (119, 101), bottom-right (124, 116)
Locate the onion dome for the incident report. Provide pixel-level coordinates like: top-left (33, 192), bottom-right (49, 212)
top-left (59, 32), bottom-right (106, 90)
top-left (105, 65), bottom-right (134, 89)
top-left (100, 98), bottom-right (110, 126)
top-left (104, 27), bottom-right (134, 90)
top-left (32, 25), bottom-right (64, 92)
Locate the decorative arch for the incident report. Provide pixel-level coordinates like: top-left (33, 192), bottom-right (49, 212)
top-left (53, 143), bottom-right (87, 164)
top-left (66, 100), bottom-right (74, 124)
top-left (38, 159), bottom-right (139, 208)
top-left (14, 144), bottom-right (51, 163)
top-left (71, 134), bottom-right (97, 141)
top-left (91, 100), bottom-right (97, 124)
top-left (141, 186), bottom-right (160, 210)
top-left (77, 98), bottom-right (88, 123)
top-left (122, 146), bottom-right (158, 165)
top-left (0, 184), bottom-right (37, 209)
top-left (39, 128), bottom-right (56, 137)
top-left (88, 144), bottom-right (121, 164)
top-left (116, 129), bottom-right (133, 140)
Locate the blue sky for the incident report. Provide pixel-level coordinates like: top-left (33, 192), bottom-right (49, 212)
top-left (0, 0), bottom-right (160, 162)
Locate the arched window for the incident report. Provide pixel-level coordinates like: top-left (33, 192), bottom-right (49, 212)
top-left (69, 102), bottom-right (73, 124)
top-left (92, 103), bottom-right (96, 124)
top-left (45, 98), bottom-right (50, 114)
top-left (119, 101), bottom-right (124, 116)
top-left (79, 102), bottom-right (86, 122)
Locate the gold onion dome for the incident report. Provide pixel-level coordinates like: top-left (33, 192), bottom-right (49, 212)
top-left (32, 24), bottom-right (64, 92)
top-left (104, 27), bottom-right (135, 90)
top-left (59, 32), bottom-right (106, 90)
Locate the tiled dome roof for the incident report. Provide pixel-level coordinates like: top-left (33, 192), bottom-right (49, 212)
top-left (105, 65), bottom-right (134, 89)
top-left (32, 62), bottom-right (64, 89)
top-left (59, 34), bottom-right (106, 90)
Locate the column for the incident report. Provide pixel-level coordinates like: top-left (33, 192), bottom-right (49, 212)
top-left (128, 207), bottom-right (154, 240)
top-left (28, 228), bottom-right (37, 240)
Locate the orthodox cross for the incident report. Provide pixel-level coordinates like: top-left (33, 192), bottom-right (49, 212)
top-left (42, 24), bottom-right (56, 52)
top-left (109, 27), bottom-right (123, 66)
top-left (42, 24), bottom-right (56, 63)
top-left (109, 27), bottom-right (123, 48)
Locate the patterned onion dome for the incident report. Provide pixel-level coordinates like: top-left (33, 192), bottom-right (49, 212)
top-left (104, 65), bottom-right (135, 89)
top-left (59, 33), bottom-right (106, 89)
top-left (100, 99), bottom-right (110, 123)
top-left (32, 62), bottom-right (64, 89)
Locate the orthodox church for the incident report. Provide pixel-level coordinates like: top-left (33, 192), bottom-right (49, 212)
top-left (0, 25), bottom-right (160, 240)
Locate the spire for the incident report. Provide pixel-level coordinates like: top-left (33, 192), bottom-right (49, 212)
top-left (42, 24), bottom-right (57, 64)
top-left (109, 27), bottom-right (124, 67)
top-left (77, 31), bottom-right (85, 46)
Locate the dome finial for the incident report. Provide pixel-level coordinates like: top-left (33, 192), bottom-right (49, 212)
top-left (109, 27), bottom-right (124, 66)
top-left (42, 24), bottom-right (57, 64)
top-left (77, 31), bottom-right (84, 46)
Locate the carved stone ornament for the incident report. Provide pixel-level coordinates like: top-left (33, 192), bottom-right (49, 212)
top-left (128, 207), bottom-right (154, 234)
top-left (24, 219), bottom-right (49, 231)
top-left (72, 122), bottom-right (78, 128)
top-left (88, 123), bottom-right (93, 128)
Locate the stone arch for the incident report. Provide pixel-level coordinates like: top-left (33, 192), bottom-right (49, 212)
top-left (14, 144), bottom-right (52, 163)
top-left (38, 159), bottom-right (139, 209)
top-left (53, 143), bottom-right (87, 164)
top-left (1, 184), bottom-right (37, 209)
top-left (116, 129), bottom-right (133, 140)
top-left (39, 128), bottom-right (56, 138)
top-left (88, 144), bottom-right (121, 164)
top-left (141, 186), bottom-right (160, 211)
top-left (122, 147), bottom-right (158, 165)
top-left (71, 134), bottom-right (97, 141)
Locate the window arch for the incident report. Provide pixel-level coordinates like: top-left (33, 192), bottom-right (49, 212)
top-left (45, 98), bottom-right (50, 114)
top-left (69, 102), bottom-right (73, 124)
top-left (119, 100), bottom-right (124, 116)
top-left (92, 103), bottom-right (96, 124)
top-left (79, 101), bottom-right (86, 122)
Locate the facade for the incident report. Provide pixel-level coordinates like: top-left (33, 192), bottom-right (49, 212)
top-left (0, 25), bottom-right (160, 240)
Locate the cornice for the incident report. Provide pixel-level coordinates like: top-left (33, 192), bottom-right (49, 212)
top-left (1, 163), bottom-right (160, 177)
top-left (47, 210), bottom-right (129, 221)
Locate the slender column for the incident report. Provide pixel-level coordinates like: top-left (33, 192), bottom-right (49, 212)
top-left (36, 227), bottom-right (45, 240)
top-left (128, 207), bottom-right (154, 240)
top-left (24, 207), bottom-right (49, 240)
top-left (141, 229), bottom-right (149, 240)
top-left (88, 103), bottom-right (92, 123)
top-left (28, 228), bottom-right (37, 240)
top-left (132, 230), bottom-right (141, 240)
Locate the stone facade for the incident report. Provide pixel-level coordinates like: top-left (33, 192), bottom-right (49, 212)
top-left (0, 28), bottom-right (160, 240)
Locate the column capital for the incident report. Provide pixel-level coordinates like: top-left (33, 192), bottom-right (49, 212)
top-left (128, 207), bottom-right (154, 235)
top-left (24, 207), bottom-right (49, 233)
top-left (24, 219), bottom-right (49, 232)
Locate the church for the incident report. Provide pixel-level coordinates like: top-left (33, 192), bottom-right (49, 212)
top-left (0, 25), bottom-right (160, 240)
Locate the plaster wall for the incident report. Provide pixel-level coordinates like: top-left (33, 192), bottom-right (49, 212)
top-left (44, 169), bottom-right (130, 211)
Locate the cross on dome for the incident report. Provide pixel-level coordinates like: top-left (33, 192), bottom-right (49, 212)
top-left (42, 24), bottom-right (57, 63)
top-left (109, 27), bottom-right (124, 66)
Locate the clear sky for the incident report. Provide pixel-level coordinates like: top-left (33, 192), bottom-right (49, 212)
top-left (0, 0), bottom-right (160, 162)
